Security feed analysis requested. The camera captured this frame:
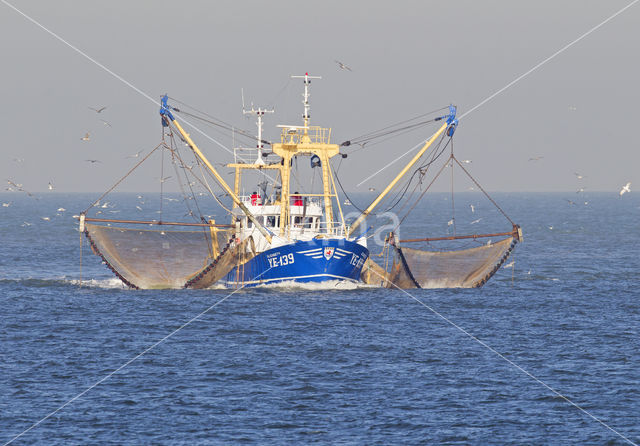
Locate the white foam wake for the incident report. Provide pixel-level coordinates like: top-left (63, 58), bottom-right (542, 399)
top-left (250, 279), bottom-right (374, 291)
top-left (69, 277), bottom-right (129, 289)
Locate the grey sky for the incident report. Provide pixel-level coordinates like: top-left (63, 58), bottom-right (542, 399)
top-left (1, 0), bottom-right (638, 193)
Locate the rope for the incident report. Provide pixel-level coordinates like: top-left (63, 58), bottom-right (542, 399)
top-left (453, 157), bottom-right (515, 226)
top-left (168, 96), bottom-right (268, 146)
top-left (341, 106), bottom-right (449, 148)
top-left (165, 130), bottom-right (210, 223)
top-left (394, 152), bottom-right (452, 230)
top-left (332, 132), bottom-right (449, 220)
top-left (163, 126), bottom-right (235, 217)
top-left (450, 138), bottom-right (456, 236)
top-left (382, 133), bottom-right (450, 215)
top-left (196, 159), bottom-right (234, 215)
top-left (78, 228), bottom-right (83, 288)
top-left (332, 165), bottom-right (367, 214)
top-left (391, 139), bottom-right (517, 233)
top-left (159, 138), bottom-right (165, 221)
top-left (83, 143), bottom-right (164, 214)
top-left (392, 135), bottom-right (451, 218)
top-left (266, 77), bottom-right (291, 109)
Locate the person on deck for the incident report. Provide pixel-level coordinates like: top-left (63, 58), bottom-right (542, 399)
top-left (291, 192), bottom-right (303, 206)
top-left (250, 191), bottom-right (262, 206)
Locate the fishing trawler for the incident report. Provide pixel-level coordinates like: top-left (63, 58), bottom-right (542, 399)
top-left (80, 73), bottom-right (521, 289)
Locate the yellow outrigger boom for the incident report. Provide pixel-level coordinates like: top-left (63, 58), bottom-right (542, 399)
top-left (160, 95), bottom-right (272, 243)
top-left (347, 106), bottom-right (458, 237)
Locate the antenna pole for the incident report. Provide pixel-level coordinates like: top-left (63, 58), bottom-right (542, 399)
top-left (291, 73), bottom-right (321, 132)
top-left (243, 105), bottom-right (274, 164)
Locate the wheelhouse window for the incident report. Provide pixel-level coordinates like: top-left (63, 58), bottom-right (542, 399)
top-left (266, 215), bottom-right (279, 227)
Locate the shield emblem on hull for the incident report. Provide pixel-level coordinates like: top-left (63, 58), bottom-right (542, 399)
top-left (323, 247), bottom-right (335, 260)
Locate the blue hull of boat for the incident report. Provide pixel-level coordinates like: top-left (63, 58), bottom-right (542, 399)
top-left (223, 238), bottom-right (369, 287)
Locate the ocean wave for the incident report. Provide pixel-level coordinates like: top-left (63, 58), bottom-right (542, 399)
top-left (0, 276), bottom-right (128, 289)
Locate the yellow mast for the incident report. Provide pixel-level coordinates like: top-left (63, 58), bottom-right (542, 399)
top-left (347, 107), bottom-right (458, 237)
top-left (160, 96), bottom-right (272, 243)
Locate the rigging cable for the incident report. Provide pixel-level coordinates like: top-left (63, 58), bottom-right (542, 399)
top-left (393, 135), bottom-right (449, 217)
top-left (82, 143), bottom-right (164, 214)
top-left (453, 157), bottom-right (515, 226)
top-left (344, 117), bottom-right (444, 153)
top-left (159, 136), bottom-right (166, 221)
top-left (266, 77), bottom-right (292, 109)
top-left (339, 106), bottom-right (449, 148)
top-left (168, 96), bottom-right (270, 146)
top-left (331, 132), bottom-right (450, 217)
top-left (166, 125), bottom-right (235, 217)
top-left (450, 138), bottom-right (456, 236)
top-left (381, 133), bottom-right (449, 213)
top-left (166, 130), bottom-right (206, 222)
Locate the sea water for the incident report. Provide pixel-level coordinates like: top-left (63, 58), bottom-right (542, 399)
top-left (0, 192), bottom-right (638, 444)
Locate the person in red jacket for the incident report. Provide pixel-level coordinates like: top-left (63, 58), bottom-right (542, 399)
top-left (291, 192), bottom-right (303, 206)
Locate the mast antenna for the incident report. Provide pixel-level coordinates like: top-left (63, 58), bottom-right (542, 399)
top-left (291, 73), bottom-right (321, 130)
top-left (243, 104), bottom-right (274, 164)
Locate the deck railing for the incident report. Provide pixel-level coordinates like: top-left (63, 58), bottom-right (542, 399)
top-left (280, 126), bottom-right (332, 145)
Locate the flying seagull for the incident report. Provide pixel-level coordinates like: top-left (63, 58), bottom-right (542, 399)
top-left (48, 181), bottom-right (54, 191)
top-left (461, 159), bottom-right (472, 164)
top-left (619, 182), bottom-right (631, 196)
top-left (334, 60), bottom-right (352, 71)
top-left (368, 187), bottom-right (375, 192)
top-left (100, 119), bottom-right (112, 127)
top-left (126, 150), bottom-right (144, 159)
top-left (85, 159), bottom-right (102, 164)
top-left (80, 132), bottom-right (91, 141)
top-left (574, 172), bottom-right (586, 179)
top-left (89, 106), bottom-right (107, 113)
top-left (6, 179), bottom-right (33, 196)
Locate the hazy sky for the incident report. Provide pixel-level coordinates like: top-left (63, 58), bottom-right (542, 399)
top-left (1, 0), bottom-right (638, 193)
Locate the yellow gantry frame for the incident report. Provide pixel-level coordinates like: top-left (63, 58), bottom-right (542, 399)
top-left (347, 121), bottom-right (450, 237)
top-left (271, 128), bottom-right (341, 236)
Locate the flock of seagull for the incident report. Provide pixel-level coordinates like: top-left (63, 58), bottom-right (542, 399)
top-left (80, 106), bottom-right (144, 163)
top-left (525, 157), bottom-right (632, 201)
top-left (2, 62), bottom-right (635, 233)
